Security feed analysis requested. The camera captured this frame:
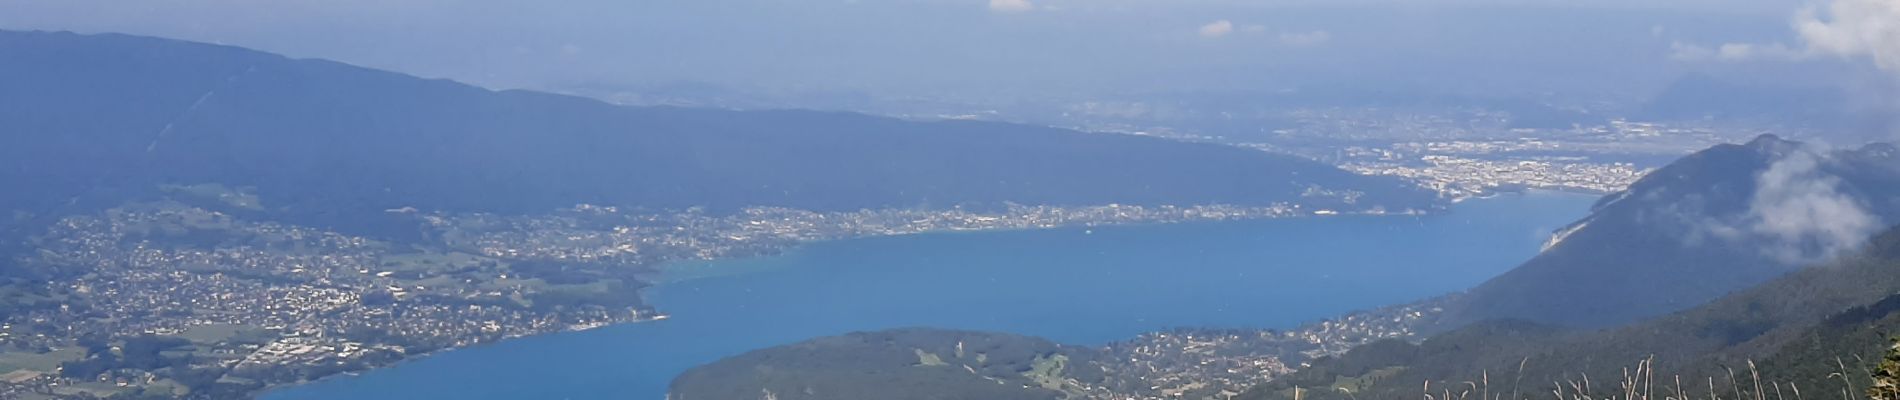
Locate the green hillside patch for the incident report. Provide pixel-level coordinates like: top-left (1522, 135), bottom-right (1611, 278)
top-left (670, 329), bottom-right (1106, 400)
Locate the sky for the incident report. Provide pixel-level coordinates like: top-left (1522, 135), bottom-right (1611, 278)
top-left (0, 0), bottom-right (1888, 107)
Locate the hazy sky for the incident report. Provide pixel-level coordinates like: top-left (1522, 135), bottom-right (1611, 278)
top-left (0, 0), bottom-right (1882, 103)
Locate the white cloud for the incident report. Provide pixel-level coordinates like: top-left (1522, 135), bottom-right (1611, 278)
top-left (1277, 30), bottom-right (1332, 47)
top-left (1721, 42), bottom-right (1805, 60)
top-left (988, 0), bottom-right (1034, 13)
top-left (1198, 20), bottom-right (1234, 38)
top-left (1674, 0), bottom-right (1900, 75)
top-left (1669, 41), bottom-right (1717, 61)
top-left (1670, 41), bottom-right (1804, 62)
top-left (1795, 0), bottom-right (1900, 72)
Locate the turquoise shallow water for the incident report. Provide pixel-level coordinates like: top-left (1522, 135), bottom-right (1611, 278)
top-left (264, 192), bottom-right (1596, 400)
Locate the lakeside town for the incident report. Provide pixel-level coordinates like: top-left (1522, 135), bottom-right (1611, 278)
top-left (0, 190), bottom-right (1395, 399)
top-left (1308, 118), bottom-right (1728, 198)
top-left (1092, 296), bottom-right (1454, 399)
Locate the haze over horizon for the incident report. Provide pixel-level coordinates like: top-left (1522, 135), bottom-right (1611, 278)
top-left (4, 0), bottom-right (1893, 111)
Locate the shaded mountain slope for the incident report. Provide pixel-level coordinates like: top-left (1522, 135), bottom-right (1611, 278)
top-left (1240, 227), bottom-right (1900, 400)
top-left (1438, 135), bottom-right (1900, 329)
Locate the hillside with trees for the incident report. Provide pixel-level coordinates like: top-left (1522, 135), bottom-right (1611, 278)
top-left (1241, 227), bottom-right (1900, 400)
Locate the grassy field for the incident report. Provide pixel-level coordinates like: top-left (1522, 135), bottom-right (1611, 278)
top-left (159, 183), bottom-right (264, 211)
top-left (175, 323), bottom-right (257, 344)
top-left (378, 250), bottom-right (494, 275)
top-left (51, 381), bottom-right (130, 398)
top-left (0, 347), bottom-right (84, 375)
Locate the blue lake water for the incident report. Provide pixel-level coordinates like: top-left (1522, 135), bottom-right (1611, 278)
top-left (264, 191), bottom-right (1596, 400)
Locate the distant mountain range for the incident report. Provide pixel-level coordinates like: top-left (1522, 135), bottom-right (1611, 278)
top-left (0, 30), bottom-right (1438, 240)
top-left (1635, 74), bottom-right (1900, 139)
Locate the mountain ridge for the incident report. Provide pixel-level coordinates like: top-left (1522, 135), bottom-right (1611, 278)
top-left (1436, 134), bottom-right (1900, 329)
top-left (0, 29), bottom-right (1439, 239)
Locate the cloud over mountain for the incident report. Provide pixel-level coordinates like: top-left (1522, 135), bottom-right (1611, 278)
top-left (1705, 148), bottom-right (1882, 264)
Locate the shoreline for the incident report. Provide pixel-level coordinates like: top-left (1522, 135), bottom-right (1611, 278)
top-left (258, 190), bottom-right (1599, 399)
top-left (653, 188), bottom-right (1596, 286)
top-left (261, 209), bottom-right (1402, 398)
top-left (648, 213), bottom-right (1376, 285)
top-left (256, 312), bottom-right (673, 396)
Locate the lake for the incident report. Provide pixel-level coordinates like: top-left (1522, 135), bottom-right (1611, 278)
top-left (264, 191), bottom-right (1597, 400)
